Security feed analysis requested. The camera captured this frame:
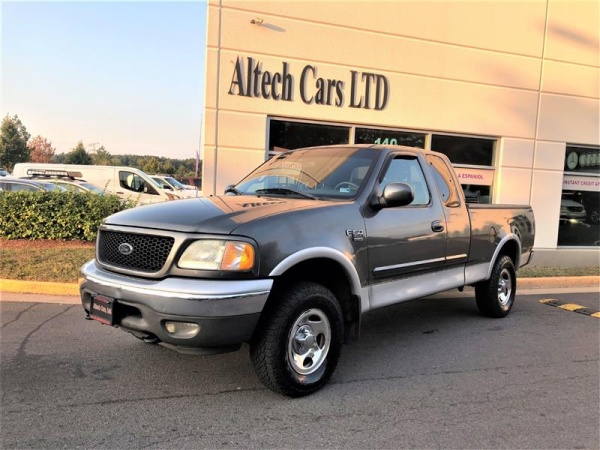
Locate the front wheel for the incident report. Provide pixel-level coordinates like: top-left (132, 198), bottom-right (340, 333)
top-left (475, 255), bottom-right (516, 318)
top-left (250, 282), bottom-right (344, 397)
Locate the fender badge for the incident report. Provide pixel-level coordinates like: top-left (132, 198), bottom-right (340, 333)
top-left (345, 230), bottom-right (365, 242)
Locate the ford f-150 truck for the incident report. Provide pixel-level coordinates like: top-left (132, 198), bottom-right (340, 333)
top-left (80, 145), bottom-right (535, 396)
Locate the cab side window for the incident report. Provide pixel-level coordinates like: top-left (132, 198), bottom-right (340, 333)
top-left (426, 155), bottom-right (461, 207)
top-left (381, 157), bottom-right (430, 206)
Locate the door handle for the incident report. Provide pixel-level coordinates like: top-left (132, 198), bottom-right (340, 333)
top-left (431, 221), bottom-right (445, 232)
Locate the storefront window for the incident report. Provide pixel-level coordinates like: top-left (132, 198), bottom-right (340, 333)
top-left (431, 134), bottom-right (494, 166)
top-left (267, 118), bottom-right (496, 204)
top-left (461, 185), bottom-right (491, 204)
top-left (557, 190), bottom-right (600, 246)
top-left (558, 145), bottom-right (600, 247)
top-left (269, 120), bottom-right (349, 153)
top-left (354, 128), bottom-right (425, 148)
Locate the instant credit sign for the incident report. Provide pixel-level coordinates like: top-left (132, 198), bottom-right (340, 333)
top-left (563, 175), bottom-right (600, 192)
top-left (228, 56), bottom-right (390, 110)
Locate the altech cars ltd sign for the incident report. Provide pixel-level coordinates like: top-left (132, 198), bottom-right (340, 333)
top-left (228, 56), bottom-right (390, 110)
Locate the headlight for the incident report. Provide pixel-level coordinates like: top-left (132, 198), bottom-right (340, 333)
top-left (178, 240), bottom-right (255, 271)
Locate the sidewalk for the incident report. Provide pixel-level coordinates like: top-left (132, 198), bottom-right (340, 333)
top-left (1, 276), bottom-right (598, 305)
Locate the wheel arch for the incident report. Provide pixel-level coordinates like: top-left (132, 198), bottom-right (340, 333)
top-left (267, 248), bottom-right (364, 343)
top-left (487, 235), bottom-right (521, 279)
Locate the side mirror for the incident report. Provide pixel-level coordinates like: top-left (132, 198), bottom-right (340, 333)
top-left (372, 182), bottom-right (414, 209)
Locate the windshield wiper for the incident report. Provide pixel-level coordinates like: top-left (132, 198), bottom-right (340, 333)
top-left (255, 188), bottom-right (317, 200)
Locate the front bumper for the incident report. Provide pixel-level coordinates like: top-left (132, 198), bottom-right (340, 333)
top-left (80, 260), bottom-right (273, 353)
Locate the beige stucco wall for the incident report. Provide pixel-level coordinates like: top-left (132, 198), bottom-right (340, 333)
top-left (203, 0), bottom-right (600, 251)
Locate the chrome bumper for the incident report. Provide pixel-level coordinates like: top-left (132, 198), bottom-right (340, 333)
top-left (80, 260), bottom-right (273, 352)
top-left (80, 260), bottom-right (272, 317)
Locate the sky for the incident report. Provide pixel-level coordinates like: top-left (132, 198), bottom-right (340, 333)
top-left (1, 1), bottom-right (207, 160)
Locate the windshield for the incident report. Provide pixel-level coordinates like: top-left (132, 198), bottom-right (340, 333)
top-left (80, 182), bottom-right (104, 194)
top-left (164, 177), bottom-right (187, 190)
top-left (42, 182), bottom-right (66, 192)
top-left (234, 147), bottom-right (378, 200)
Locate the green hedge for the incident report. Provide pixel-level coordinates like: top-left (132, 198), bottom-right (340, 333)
top-left (0, 191), bottom-right (134, 241)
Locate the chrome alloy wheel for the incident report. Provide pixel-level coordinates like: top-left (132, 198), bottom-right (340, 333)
top-left (497, 268), bottom-right (513, 306)
top-left (287, 308), bottom-right (331, 376)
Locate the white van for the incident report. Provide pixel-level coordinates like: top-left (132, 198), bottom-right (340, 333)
top-left (12, 163), bottom-right (178, 204)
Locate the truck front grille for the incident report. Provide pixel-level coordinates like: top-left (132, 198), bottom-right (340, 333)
top-left (98, 230), bottom-right (174, 272)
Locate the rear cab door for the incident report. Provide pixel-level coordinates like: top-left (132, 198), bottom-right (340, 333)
top-left (424, 153), bottom-right (471, 271)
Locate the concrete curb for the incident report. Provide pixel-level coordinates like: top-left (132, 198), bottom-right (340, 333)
top-left (517, 276), bottom-right (599, 289)
top-left (1, 276), bottom-right (598, 299)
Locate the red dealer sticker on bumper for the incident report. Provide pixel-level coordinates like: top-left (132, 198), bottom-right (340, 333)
top-left (90, 294), bottom-right (114, 325)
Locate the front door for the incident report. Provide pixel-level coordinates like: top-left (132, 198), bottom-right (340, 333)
top-left (365, 154), bottom-right (448, 309)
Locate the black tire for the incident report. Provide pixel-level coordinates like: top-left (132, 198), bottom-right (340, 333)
top-left (475, 255), bottom-right (516, 318)
top-left (249, 282), bottom-right (344, 397)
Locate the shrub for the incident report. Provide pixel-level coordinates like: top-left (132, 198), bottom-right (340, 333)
top-left (0, 191), bottom-right (134, 241)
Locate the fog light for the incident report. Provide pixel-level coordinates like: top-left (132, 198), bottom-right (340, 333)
top-left (164, 321), bottom-right (200, 339)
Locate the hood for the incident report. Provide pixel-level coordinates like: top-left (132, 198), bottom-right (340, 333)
top-left (104, 195), bottom-right (323, 234)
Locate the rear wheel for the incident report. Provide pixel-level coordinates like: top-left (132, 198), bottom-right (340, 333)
top-left (250, 282), bottom-right (344, 397)
top-left (475, 255), bottom-right (516, 318)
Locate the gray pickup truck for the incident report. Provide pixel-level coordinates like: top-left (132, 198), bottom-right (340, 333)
top-left (80, 145), bottom-right (535, 396)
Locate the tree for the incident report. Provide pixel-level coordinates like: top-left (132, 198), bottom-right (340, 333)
top-left (27, 135), bottom-right (56, 163)
top-left (175, 165), bottom-right (190, 178)
top-left (53, 153), bottom-right (66, 163)
top-left (65, 141), bottom-right (93, 164)
top-left (142, 157), bottom-right (161, 174)
top-left (162, 162), bottom-right (175, 175)
top-left (91, 145), bottom-right (113, 165)
top-left (0, 114), bottom-right (31, 171)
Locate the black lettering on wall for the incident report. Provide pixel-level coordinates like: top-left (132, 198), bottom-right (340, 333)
top-left (374, 75), bottom-right (389, 110)
top-left (282, 62), bottom-right (293, 101)
top-left (228, 56), bottom-right (246, 96)
top-left (300, 65), bottom-right (315, 104)
top-left (227, 57), bottom-right (389, 110)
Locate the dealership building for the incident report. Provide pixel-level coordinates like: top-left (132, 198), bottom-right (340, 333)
top-left (201, 1), bottom-right (599, 266)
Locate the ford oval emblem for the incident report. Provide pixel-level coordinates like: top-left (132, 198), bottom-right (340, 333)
top-left (118, 243), bottom-right (134, 256)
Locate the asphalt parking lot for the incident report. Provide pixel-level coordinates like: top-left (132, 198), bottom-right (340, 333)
top-left (1, 289), bottom-right (598, 449)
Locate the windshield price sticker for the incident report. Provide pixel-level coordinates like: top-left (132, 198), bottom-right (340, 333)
top-left (281, 162), bottom-right (302, 171)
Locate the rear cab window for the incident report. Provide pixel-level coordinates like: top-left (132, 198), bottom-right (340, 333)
top-left (426, 154), bottom-right (461, 207)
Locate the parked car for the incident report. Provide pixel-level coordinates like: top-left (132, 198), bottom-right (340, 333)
top-left (150, 175), bottom-right (200, 198)
top-left (0, 178), bottom-right (66, 192)
top-left (177, 177), bottom-right (202, 189)
top-left (19, 169), bottom-right (105, 194)
top-left (80, 144), bottom-right (535, 397)
top-left (0, 168), bottom-right (9, 177)
top-left (12, 163), bottom-right (176, 204)
top-left (560, 198), bottom-right (587, 221)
